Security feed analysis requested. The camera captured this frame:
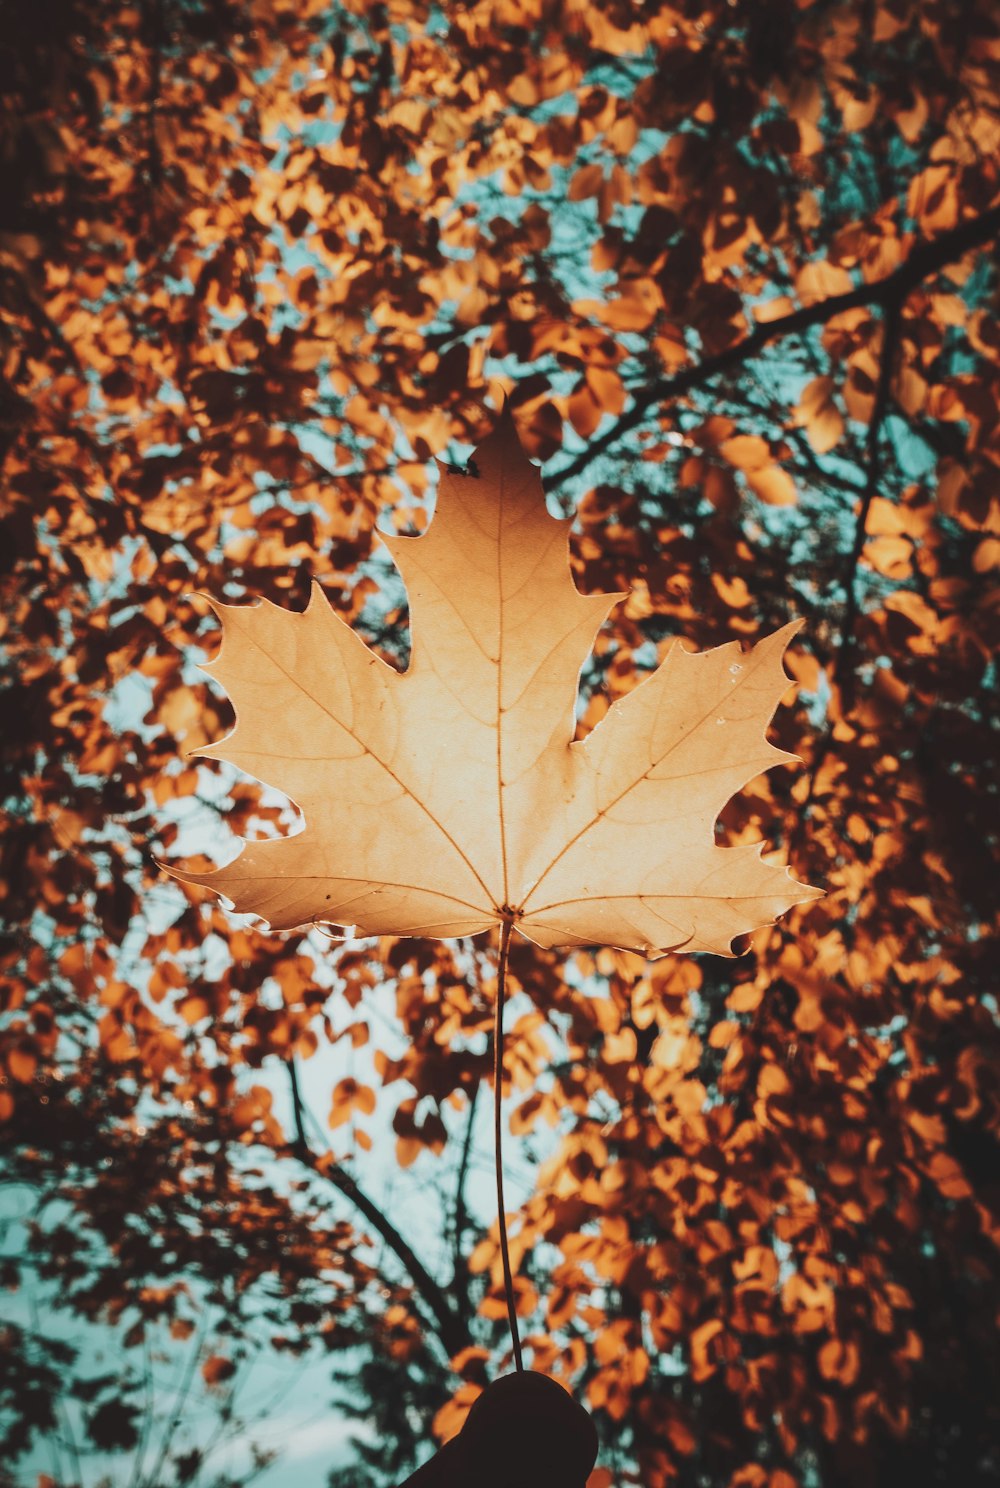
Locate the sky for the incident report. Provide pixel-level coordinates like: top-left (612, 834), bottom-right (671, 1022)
top-left (1, 963), bottom-right (547, 1488)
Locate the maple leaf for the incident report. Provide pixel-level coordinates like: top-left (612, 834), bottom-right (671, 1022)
top-left (171, 411), bottom-right (820, 956)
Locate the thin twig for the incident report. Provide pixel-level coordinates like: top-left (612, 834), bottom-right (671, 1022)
top-left (126, 1328), bottom-right (155, 1488)
top-left (494, 918), bottom-right (523, 1373)
top-left (144, 0), bottom-right (164, 226)
top-left (451, 1078), bottom-right (480, 1282)
top-left (140, 1308), bottom-right (211, 1488)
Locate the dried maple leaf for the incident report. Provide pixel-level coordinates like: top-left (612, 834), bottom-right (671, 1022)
top-left (171, 411), bottom-right (820, 956)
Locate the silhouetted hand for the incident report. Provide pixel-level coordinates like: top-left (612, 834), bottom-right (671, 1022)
top-left (400, 1371), bottom-right (599, 1488)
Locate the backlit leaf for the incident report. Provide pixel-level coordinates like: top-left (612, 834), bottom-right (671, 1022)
top-left (171, 412), bottom-right (818, 957)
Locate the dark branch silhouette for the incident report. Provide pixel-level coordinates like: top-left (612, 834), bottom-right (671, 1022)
top-left (835, 294), bottom-right (903, 706)
top-left (286, 1058), bottom-right (466, 1359)
top-left (552, 203), bottom-right (1000, 486)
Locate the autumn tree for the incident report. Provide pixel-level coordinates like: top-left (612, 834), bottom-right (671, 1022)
top-left (2, 2), bottom-right (998, 1486)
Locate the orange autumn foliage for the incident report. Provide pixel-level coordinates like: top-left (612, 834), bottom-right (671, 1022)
top-left (1, 3), bottom-right (998, 1487)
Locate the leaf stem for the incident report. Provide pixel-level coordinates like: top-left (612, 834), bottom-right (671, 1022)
top-left (494, 916), bottom-right (523, 1373)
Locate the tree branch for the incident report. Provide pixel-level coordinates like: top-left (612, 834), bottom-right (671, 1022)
top-left (450, 1081), bottom-right (479, 1300)
top-left (798, 291), bottom-right (903, 819)
top-left (835, 294), bottom-right (902, 706)
top-left (284, 1058), bottom-right (466, 1360)
top-left (550, 202), bottom-right (1000, 487)
top-left (143, 0), bottom-right (164, 225)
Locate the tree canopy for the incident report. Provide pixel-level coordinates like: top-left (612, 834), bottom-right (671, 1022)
top-left (1, 2), bottom-right (998, 1486)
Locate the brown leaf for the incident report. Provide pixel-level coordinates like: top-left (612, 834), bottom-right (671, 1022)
top-left (796, 376), bottom-right (844, 454)
top-left (746, 465), bottom-right (797, 506)
top-left (201, 1355), bottom-right (236, 1387)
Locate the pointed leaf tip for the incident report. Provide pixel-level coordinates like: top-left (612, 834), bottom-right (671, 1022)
top-left (165, 408), bottom-right (821, 954)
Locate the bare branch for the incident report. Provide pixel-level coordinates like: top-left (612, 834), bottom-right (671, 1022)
top-left (285, 1058), bottom-right (466, 1360)
top-left (451, 1082), bottom-right (479, 1296)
